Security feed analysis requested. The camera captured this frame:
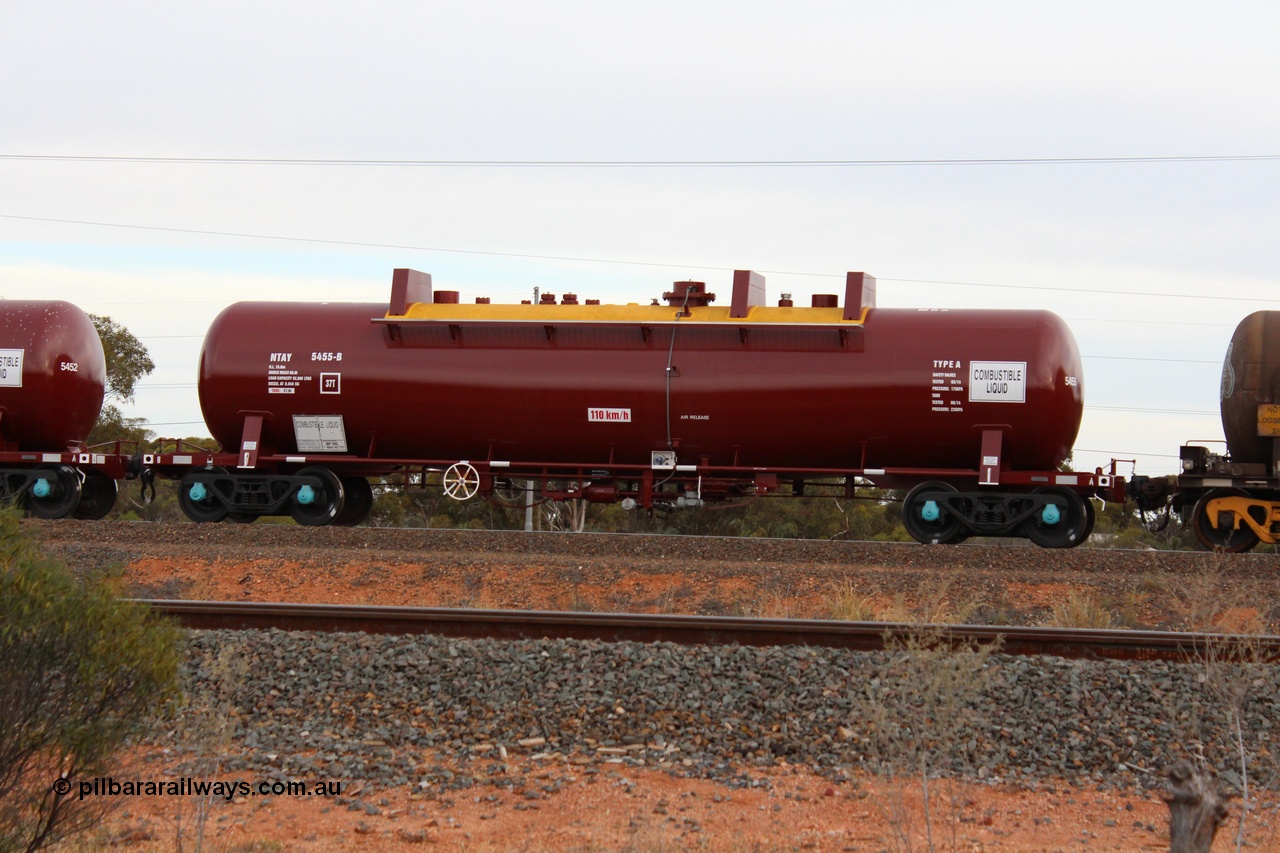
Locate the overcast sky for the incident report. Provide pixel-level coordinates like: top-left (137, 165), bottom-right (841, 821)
top-left (2, 1), bottom-right (1278, 477)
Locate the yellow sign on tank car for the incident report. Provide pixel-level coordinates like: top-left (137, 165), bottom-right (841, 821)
top-left (1257, 404), bottom-right (1280, 436)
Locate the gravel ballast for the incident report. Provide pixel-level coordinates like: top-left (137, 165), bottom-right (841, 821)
top-left (164, 628), bottom-right (1280, 799)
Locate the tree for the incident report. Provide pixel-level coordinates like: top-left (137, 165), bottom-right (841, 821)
top-left (0, 507), bottom-right (181, 851)
top-left (85, 315), bottom-right (155, 448)
top-left (88, 314), bottom-right (154, 405)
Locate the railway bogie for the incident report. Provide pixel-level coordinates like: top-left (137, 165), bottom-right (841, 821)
top-left (168, 464), bottom-right (373, 527)
top-left (900, 481), bottom-right (1096, 548)
top-left (1167, 443), bottom-right (1280, 552)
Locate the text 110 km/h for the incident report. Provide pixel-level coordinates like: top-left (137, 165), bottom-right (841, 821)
top-left (587, 408), bottom-right (632, 423)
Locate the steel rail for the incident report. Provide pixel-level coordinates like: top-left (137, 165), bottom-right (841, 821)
top-left (138, 600), bottom-right (1280, 663)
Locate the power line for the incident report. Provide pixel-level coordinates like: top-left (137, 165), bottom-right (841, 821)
top-left (1075, 448), bottom-right (1181, 459)
top-left (887, 277), bottom-right (1278, 303)
top-left (1067, 317), bottom-right (1234, 328)
top-left (1086, 405), bottom-right (1217, 415)
top-left (1083, 355), bottom-right (1220, 364)
top-left (4, 213), bottom-right (1279, 306)
top-left (0, 213), bottom-right (722, 272)
top-left (2, 154), bottom-right (1278, 168)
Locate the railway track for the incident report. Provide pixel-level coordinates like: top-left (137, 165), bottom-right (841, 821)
top-left (142, 599), bottom-right (1280, 662)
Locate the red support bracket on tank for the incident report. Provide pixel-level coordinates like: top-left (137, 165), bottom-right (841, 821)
top-left (844, 272), bottom-right (877, 320)
top-left (730, 270), bottom-right (766, 319)
top-left (978, 428), bottom-right (1003, 485)
top-left (389, 268), bottom-right (433, 315)
top-left (238, 415), bottom-right (264, 469)
top-left (754, 472), bottom-right (779, 496)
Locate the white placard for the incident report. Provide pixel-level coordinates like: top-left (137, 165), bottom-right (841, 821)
top-left (293, 415), bottom-right (349, 452)
top-left (0, 349), bottom-right (23, 387)
top-left (968, 361), bottom-right (1026, 403)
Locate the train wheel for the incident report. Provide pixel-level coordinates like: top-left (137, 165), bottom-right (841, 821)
top-left (491, 478), bottom-right (527, 505)
top-left (24, 465), bottom-right (83, 519)
top-left (334, 476), bottom-right (374, 527)
top-left (1081, 497), bottom-right (1097, 542)
top-left (1191, 488), bottom-right (1260, 553)
top-left (71, 470), bottom-right (118, 520)
top-left (290, 466), bottom-right (345, 526)
top-left (902, 481), bottom-right (965, 545)
top-left (227, 512), bottom-right (259, 523)
top-left (1022, 487), bottom-right (1090, 548)
top-left (179, 473), bottom-right (229, 523)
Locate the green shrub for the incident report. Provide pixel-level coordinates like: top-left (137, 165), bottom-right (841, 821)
top-left (0, 509), bottom-right (181, 852)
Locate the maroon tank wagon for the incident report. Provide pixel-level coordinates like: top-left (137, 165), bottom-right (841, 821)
top-left (141, 268), bottom-right (1125, 546)
top-left (0, 300), bottom-right (124, 518)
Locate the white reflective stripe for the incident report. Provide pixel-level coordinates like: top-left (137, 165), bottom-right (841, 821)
top-left (1055, 474), bottom-right (1078, 485)
top-left (675, 465), bottom-right (697, 471)
top-left (41, 453), bottom-right (61, 462)
top-left (490, 461), bottom-right (511, 468)
top-left (286, 456), bottom-right (307, 463)
top-left (864, 468), bottom-right (886, 476)
top-left (172, 455), bottom-right (193, 464)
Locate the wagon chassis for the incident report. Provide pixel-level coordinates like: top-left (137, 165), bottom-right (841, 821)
top-left (133, 439), bottom-right (1128, 547)
top-left (0, 447), bottom-right (127, 520)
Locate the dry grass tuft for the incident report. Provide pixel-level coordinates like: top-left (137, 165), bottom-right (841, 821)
top-left (827, 580), bottom-right (878, 621)
top-left (879, 576), bottom-right (984, 625)
top-left (1043, 591), bottom-right (1113, 629)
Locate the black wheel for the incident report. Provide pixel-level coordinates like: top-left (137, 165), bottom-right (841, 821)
top-left (1191, 488), bottom-right (1260, 553)
top-left (334, 476), bottom-right (374, 527)
top-left (290, 466), bottom-right (345, 526)
top-left (228, 512), bottom-right (259, 524)
top-left (72, 470), bottom-right (118, 520)
top-left (902, 481), bottom-right (965, 545)
top-left (179, 473), bottom-right (229, 523)
top-left (490, 478), bottom-right (527, 505)
top-left (1022, 487), bottom-right (1090, 548)
top-left (24, 465), bottom-right (83, 519)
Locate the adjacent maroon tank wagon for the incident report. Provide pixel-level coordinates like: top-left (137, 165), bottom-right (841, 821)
top-left (0, 300), bottom-right (123, 518)
top-left (145, 268), bottom-right (1125, 545)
